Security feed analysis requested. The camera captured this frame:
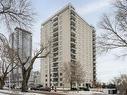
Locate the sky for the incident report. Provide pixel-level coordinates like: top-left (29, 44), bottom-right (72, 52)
top-left (1, 0), bottom-right (127, 83)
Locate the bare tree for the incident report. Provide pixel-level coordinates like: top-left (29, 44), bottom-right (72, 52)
top-left (17, 44), bottom-right (50, 92)
top-left (0, 45), bottom-right (18, 89)
top-left (0, 0), bottom-right (34, 31)
top-left (98, 0), bottom-right (127, 53)
top-left (63, 62), bottom-right (85, 90)
top-left (112, 74), bottom-right (127, 95)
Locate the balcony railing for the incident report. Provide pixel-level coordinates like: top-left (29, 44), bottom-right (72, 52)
top-left (53, 27), bottom-right (58, 32)
top-left (52, 42), bottom-right (58, 47)
top-left (52, 63), bottom-right (58, 67)
top-left (71, 32), bottom-right (76, 38)
top-left (53, 57), bottom-right (58, 62)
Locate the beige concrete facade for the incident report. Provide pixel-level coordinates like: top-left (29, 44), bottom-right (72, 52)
top-left (40, 4), bottom-right (96, 89)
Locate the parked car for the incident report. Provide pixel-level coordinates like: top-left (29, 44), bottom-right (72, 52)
top-left (38, 87), bottom-right (51, 92)
top-left (30, 84), bottom-right (43, 90)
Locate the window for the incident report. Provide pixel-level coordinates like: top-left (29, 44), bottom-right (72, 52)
top-left (45, 79), bottom-right (47, 81)
top-left (60, 26), bottom-right (62, 29)
top-left (53, 68), bottom-right (58, 72)
top-left (53, 73), bottom-right (58, 77)
top-left (54, 83), bottom-right (58, 86)
top-left (60, 83), bottom-right (63, 86)
top-left (53, 78), bottom-right (58, 82)
top-left (73, 83), bottom-right (76, 86)
top-left (45, 75), bottom-right (47, 77)
top-left (60, 78), bottom-right (62, 81)
top-left (60, 73), bottom-right (62, 76)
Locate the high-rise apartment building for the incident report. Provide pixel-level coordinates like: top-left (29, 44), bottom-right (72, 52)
top-left (40, 4), bottom-right (96, 89)
top-left (9, 27), bottom-right (32, 87)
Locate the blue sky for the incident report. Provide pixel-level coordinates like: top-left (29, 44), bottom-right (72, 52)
top-left (1, 0), bottom-right (127, 83)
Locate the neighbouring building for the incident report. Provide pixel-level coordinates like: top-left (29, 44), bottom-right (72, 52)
top-left (29, 71), bottom-right (41, 86)
top-left (9, 27), bottom-right (32, 88)
top-left (40, 4), bottom-right (96, 89)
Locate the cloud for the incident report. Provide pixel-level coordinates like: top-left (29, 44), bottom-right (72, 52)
top-left (97, 49), bottom-right (127, 83)
top-left (77, 0), bottom-right (112, 16)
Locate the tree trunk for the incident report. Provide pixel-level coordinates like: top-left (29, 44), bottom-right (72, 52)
top-left (21, 72), bottom-right (28, 92)
top-left (0, 78), bottom-right (5, 89)
top-left (21, 67), bottom-right (32, 92)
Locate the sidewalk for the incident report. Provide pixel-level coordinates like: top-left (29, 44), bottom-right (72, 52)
top-left (0, 90), bottom-right (46, 95)
top-left (0, 89), bottom-right (106, 95)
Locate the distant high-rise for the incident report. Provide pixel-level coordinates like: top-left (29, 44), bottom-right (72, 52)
top-left (40, 4), bottom-right (96, 88)
top-left (9, 27), bottom-right (32, 87)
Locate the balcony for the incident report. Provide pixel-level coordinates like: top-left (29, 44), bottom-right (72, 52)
top-left (53, 47), bottom-right (58, 52)
top-left (52, 68), bottom-right (58, 72)
top-left (71, 59), bottom-right (76, 63)
top-left (70, 10), bottom-right (76, 16)
top-left (93, 52), bottom-right (96, 56)
top-left (53, 57), bottom-right (58, 62)
top-left (53, 22), bottom-right (58, 27)
top-left (53, 52), bottom-right (58, 57)
top-left (93, 75), bottom-right (96, 79)
top-left (70, 15), bottom-right (76, 22)
top-left (53, 78), bottom-right (58, 82)
top-left (52, 72), bottom-right (58, 76)
top-left (53, 27), bottom-right (58, 32)
top-left (53, 32), bottom-right (58, 37)
top-left (71, 54), bottom-right (76, 59)
top-left (71, 37), bottom-right (76, 43)
top-left (53, 17), bottom-right (58, 22)
top-left (71, 32), bottom-right (76, 38)
top-left (93, 33), bottom-right (96, 37)
top-left (52, 63), bottom-right (58, 67)
top-left (71, 43), bottom-right (76, 49)
top-left (93, 36), bottom-right (96, 40)
top-left (53, 37), bottom-right (58, 42)
top-left (70, 21), bottom-right (76, 27)
top-left (71, 26), bottom-right (76, 31)
top-left (52, 42), bottom-right (58, 47)
top-left (71, 49), bottom-right (76, 54)
top-left (93, 48), bottom-right (96, 52)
